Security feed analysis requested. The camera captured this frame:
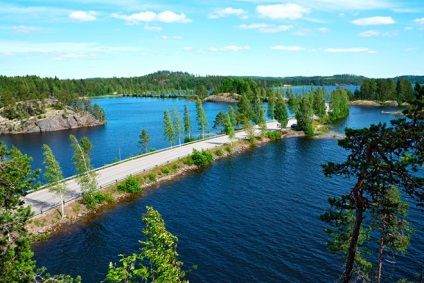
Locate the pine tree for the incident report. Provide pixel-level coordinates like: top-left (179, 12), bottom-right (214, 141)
top-left (138, 129), bottom-right (150, 154)
top-left (274, 96), bottom-right (289, 128)
top-left (266, 89), bottom-right (276, 120)
top-left (295, 96), bottom-right (313, 135)
top-left (42, 144), bottom-right (68, 218)
top-left (223, 113), bottom-right (235, 145)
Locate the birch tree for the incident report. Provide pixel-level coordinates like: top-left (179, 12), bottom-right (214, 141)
top-left (42, 144), bottom-right (68, 218)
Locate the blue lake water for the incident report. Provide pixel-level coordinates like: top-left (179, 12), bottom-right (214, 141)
top-left (1, 95), bottom-right (421, 282)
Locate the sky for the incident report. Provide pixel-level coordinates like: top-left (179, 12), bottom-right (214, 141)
top-left (0, 0), bottom-right (423, 79)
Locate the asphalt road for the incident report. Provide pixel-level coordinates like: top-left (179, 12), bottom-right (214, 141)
top-left (23, 120), bottom-right (293, 215)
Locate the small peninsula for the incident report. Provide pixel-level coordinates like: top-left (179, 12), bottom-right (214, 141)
top-left (0, 99), bottom-right (106, 135)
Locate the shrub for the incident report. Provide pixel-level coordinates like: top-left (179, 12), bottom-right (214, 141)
top-left (215, 148), bottom-right (223, 156)
top-left (191, 149), bottom-right (213, 167)
top-left (184, 136), bottom-right (197, 143)
top-left (162, 167), bottom-right (170, 175)
top-left (83, 191), bottom-right (106, 210)
top-left (104, 192), bottom-right (115, 204)
top-left (117, 175), bottom-right (142, 194)
top-left (266, 131), bottom-right (282, 141)
top-left (148, 173), bottom-right (156, 182)
top-left (225, 146), bottom-right (232, 153)
top-left (183, 156), bottom-right (194, 166)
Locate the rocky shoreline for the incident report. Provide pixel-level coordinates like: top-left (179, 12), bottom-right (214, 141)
top-left (0, 105), bottom-right (105, 135)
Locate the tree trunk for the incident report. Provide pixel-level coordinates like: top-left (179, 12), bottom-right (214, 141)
top-left (377, 218), bottom-right (386, 283)
top-left (60, 195), bottom-right (65, 218)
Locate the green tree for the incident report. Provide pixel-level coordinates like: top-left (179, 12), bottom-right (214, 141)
top-left (195, 97), bottom-right (208, 139)
top-left (213, 111), bottom-right (226, 130)
top-left (321, 99), bottom-right (424, 283)
top-left (138, 129), bottom-right (150, 154)
top-left (372, 187), bottom-right (412, 283)
top-left (329, 88), bottom-right (350, 121)
top-left (69, 135), bottom-right (98, 206)
top-left (223, 113), bottom-right (235, 145)
top-left (266, 89), bottom-right (276, 120)
top-left (236, 93), bottom-right (254, 125)
top-left (42, 144), bottom-right (68, 218)
top-left (195, 85), bottom-right (208, 100)
top-left (312, 87), bottom-right (327, 118)
top-left (274, 96), bottom-right (289, 128)
top-left (106, 206), bottom-right (188, 283)
top-left (183, 104), bottom-right (192, 138)
top-left (172, 107), bottom-right (184, 145)
top-left (295, 96), bottom-right (313, 135)
top-left (257, 105), bottom-right (267, 137)
top-left (228, 106), bottom-right (237, 128)
top-left (0, 142), bottom-right (37, 282)
top-left (242, 117), bottom-right (256, 146)
top-left (163, 109), bottom-right (175, 146)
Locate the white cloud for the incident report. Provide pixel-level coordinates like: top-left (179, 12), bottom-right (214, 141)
top-left (404, 26), bottom-right (413, 30)
top-left (183, 47), bottom-right (193, 51)
top-left (69, 11), bottom-right (97, 22)
top-left (238, 23), bottom-right (292, 33)
top-left (12, 25), bottom-right (41, 33)
top-left (324, 47), bottom-right (376, 53)
top-left (293, 27), bottom-right (329, 36)
top-left (413, 18), bottom-right (424, 25)
top-left (257, 4), bottom-right (310, 20)
top-left (157, 10), bottom-right (191, 23)
top-left (271, 45), bottom-right (305, 51)
top-left (351, 16), bottom-right (395, 26)
top-left (209, 45), bottom-right (250, 52)
top-left (359, 30), bottom-right (380, 37)
top-left (209, 7), bottom-right (247, 19)
top-left (161, 35), bottom-right (168, 40)
top-left (111, 10), bottom-right (191, 24)
top-left (144, 26), bottom-right (162, 31)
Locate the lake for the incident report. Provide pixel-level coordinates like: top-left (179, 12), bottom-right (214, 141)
top-left (2, 92), bottom-right (422, 282)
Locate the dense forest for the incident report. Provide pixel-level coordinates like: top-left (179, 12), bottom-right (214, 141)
top-left (1, 71), bottom-right (422, 110)
top-left (353, 78), bottom-right (415, 102)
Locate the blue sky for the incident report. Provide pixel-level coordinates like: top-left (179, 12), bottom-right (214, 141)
top-left (1, 0), bottom-right (423, 79)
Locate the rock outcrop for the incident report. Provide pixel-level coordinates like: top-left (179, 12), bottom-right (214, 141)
top-left (203, 93), bottom-right (240, 103)
top-left (0, 108), bottom-right (104, 135)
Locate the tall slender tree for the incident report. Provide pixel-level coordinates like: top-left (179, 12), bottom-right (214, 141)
top-left (274, 96), bottom-right (289, 128)
top-left (195, 97), bottom-right (208, 139)
top-left (69, 135), bottom-right (98, 204)
top-left (138, 129), bottom-right (150, 154)
top-left (172, 107), bottom-right (184, 145)
top-left (223, 113), bottom-right (235, 145)
top-left (163, 109), bottom-right (175, 146)
top-left (266, 89), bottom-right (276, 120)
top-left (183, 104), bottom-right (192, 139)
top-left (42, 144), bottom-right (68, 218)
top-left (295, 96), bottom-right (313, 135)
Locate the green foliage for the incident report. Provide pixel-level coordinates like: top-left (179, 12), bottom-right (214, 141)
top-left (312, 86), bottom-right (327, 118)
top-left (195, 97), bottom-right (208, 139)
top-left (321, 93), bottom-right (424, 283)
top-left (69, 135), bottom-right (98, 207)
top-left (83, 191), bottom-right (108, 210)
top-left (182, 156), bottom-right (194, 166)
top-left (106, 206), bottom-right (188, 283)
top-left (274, 96), bottom-right (289, 128)
top-left (223, 113), bottom-right (236, 143)
top-left (163, 109), bottom-right (175, 147)
top-left (357, 78), bottom-right (413, 102)
top-left (138, 129), bottom-right (150, 154)
top-left (295, 96), bottom-right (314, 135)
top-left (213, 111), bottom-right (226, 130)
top-left (266, 89), bottom-right (276, 119)
top-left (117, 175), bottom-right (142, 194)
top-left (266, 131), bottom-right (282, 141)
top-left (329, 88), bottom-right (350, 121)
top-left (236, 93), bottom-right (254, 124)
top-left (162, 167), bottom-right (170, 175)
top-left (191, 149), bottom-right (213, 167)
top-left (183, 136), bottom-right (197, 143)
top-left (42, 144), bottom-right (68, 218)
top-left (0, 142), bottom-right (38, 282)
top-left (225, 145), bottom-right (232, 153)
top-left (214, 148), bottom-right (223, 156)
top-left (147, 173), bottom-right (156, 182)
top-left (183, 104), bottom-right (192, 139)
top-left (194, 85), bottom-right (208, 99)
top-left (172, 107), bottom-right (184, 145)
